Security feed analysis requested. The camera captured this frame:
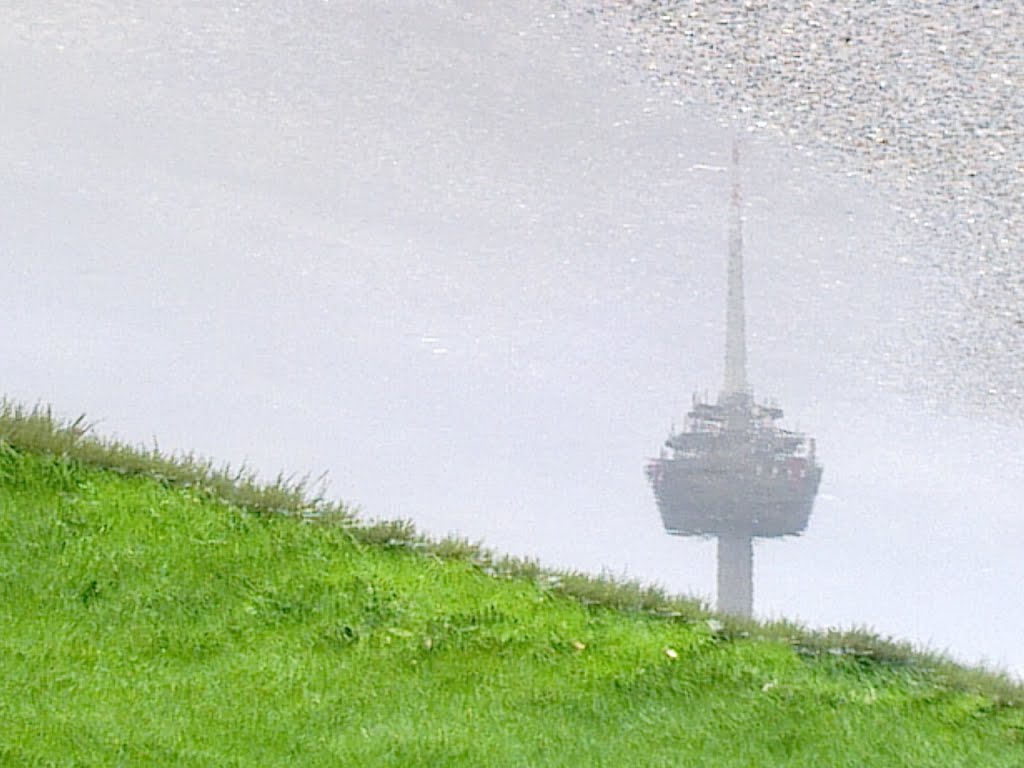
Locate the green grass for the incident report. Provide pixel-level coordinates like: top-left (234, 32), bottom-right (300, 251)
top-left (1, 403), bottom-right (1023, 765)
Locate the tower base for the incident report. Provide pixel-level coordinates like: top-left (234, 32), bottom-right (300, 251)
top-left (717, 534), bottom-right (753, 617)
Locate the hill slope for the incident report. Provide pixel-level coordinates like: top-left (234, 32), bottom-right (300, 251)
top-left (1, 441), bottom-right (1022, 766)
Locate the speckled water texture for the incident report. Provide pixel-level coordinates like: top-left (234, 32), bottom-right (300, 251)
top-left (572, 0), bottom-right (1023, 414)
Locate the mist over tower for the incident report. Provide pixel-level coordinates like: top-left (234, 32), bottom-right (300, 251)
top-left (646, 136), bottom-right (822, 618)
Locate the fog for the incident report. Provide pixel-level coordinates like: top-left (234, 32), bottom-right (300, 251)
top-left (3, 1), bottom-right (1022, 675)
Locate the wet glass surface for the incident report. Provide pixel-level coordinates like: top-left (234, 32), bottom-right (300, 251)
top-left (3, 1), bottom-right (1021, 675)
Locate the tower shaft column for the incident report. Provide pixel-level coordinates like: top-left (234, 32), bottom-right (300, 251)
top-left (717, 534), bottom-right (753, 617)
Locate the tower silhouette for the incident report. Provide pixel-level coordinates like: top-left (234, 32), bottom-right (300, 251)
top-left (646, 138), bottom-right (823, 617)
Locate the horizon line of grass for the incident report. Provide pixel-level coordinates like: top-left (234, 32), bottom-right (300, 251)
top-left (2, 396), bottom-right (1020, 705)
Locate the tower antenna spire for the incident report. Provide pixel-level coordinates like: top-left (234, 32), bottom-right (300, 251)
top-left (722, 134), bottom-right (747, 398)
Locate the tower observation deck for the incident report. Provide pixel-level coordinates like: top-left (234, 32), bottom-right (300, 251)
top-left (645, 138), bottom-right (823, 617)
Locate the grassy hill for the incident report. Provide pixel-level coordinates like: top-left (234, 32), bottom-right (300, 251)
top-left (1, 403), bottom-right (1022, 766)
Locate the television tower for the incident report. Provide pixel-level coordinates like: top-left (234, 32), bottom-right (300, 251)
top-left (646, 137), bottom-right (822, 617)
